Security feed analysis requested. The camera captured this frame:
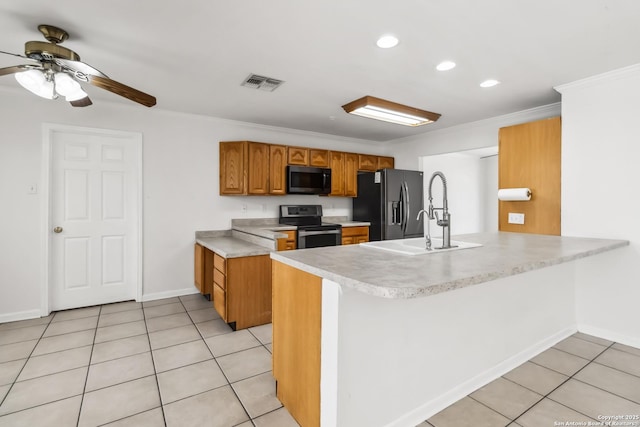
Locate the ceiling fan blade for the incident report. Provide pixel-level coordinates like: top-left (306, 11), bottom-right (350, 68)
top-left (86, 74), bottom-right (156, 107)
top-left (0, 64), bottom-right (43, 77)
top-left (70, 96), bottom-right (92, 107)
top-left (0, 50), bottom-right (31, 60)
top-left (54, 58), bottom-right (108, 78)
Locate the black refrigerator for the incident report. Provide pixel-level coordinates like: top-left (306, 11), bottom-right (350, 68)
top-left (353, 169), bottom-right (424, 241)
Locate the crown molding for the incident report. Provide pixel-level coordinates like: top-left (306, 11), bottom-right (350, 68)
top-left (388, 102), bottom-right (561, 145)
top-left (555, 63), bottom-right (640, 93)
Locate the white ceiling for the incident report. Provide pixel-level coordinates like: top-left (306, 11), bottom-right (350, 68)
top-left (1, 0), bottom-right (640, 142)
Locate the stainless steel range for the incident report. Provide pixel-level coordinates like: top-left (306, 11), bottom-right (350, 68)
top-left (278, 205), bottom-right (342, 249)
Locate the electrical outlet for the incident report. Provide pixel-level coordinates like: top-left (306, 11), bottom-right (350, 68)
top-left (508, 212), bottom-right (525, 225)
top-left (28, 183), bottom-right (38, 194)
top-left (241, 203), bottom-right (248, 213)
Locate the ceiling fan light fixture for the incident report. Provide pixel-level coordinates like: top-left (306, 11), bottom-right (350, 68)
top-left (342, 96), bottom-right (440, 127)
top-left (15, 69), bottom-right (55, 99)
top-left (54, 72), bottom-right (87, 101)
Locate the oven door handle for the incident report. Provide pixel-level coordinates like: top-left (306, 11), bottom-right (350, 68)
top-left (298, 230), bottom-right (341, 237)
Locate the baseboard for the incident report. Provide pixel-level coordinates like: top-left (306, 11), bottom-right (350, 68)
top-left (141, 287), bottom-right (200, 302)
top-left (577, 323), bottom-right (640, 349)
top-left (386, 326), bottom-right (577, 427)
top-left (0, 309), bottom-right (45, 324)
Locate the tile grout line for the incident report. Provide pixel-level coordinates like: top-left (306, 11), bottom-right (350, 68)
top-left (0, 314), bottom-right (54, 411)
top-left (509, 340), bottom-right (618, 425)
top-left (75, 304), bottom-right (103, 427)
top-left (142, 301), bottom-right (169, 427)
top-left (182, 296), bottom-right (256, 425)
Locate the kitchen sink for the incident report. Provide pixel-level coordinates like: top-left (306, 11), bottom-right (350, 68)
top-left (359, 237), bottom-right (482, 255)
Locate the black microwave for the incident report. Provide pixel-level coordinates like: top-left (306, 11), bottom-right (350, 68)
top-left (286, 166), bottom-right (332, 195)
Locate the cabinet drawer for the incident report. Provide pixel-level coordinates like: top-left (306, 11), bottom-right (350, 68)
top-left (213, 268), bottom-right (226, 290)
top-left (214, 254), bottom-right (226, 273)
top-left (341, 226), bottom-right (368, 237)
top-left (213, 284), bottom-right (226, 320)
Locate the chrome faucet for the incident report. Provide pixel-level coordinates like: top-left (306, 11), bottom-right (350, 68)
top-left (426, 171), bottom-right (456, 249)
top-left (416, 209), bottom-right (432, 250)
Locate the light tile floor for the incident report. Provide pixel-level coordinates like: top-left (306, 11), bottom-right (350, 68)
top-left (418, 332), bottom-right (640, 427)
top-left (0, 294), bottom-right (298, 427)
top-left (1, 295), bottom-right (639, 427)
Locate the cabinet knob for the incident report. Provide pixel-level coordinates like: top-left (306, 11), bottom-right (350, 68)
top-left (53, 226), bottom-right (63, 233)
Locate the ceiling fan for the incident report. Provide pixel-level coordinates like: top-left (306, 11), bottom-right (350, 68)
top-left (0, 24), bottom-right (156, 107)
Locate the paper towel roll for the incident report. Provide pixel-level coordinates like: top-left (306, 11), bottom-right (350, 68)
top-left (498, 188), bottom-right (531, 201)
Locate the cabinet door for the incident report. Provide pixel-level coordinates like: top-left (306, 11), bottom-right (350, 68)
top-left (287, 147), bottom-right (309, 165)
top-left (329, 151), bottom-right (345, 196)
top-left (247, 142), bottom-right (270, 195)
top-left (194, 244), bottom-right (204, 292)
top-left (309, 149), bottom-right (329, 167)
top-left (269, 145), bottom-right (287, 195)
top-left (344, 153), bottom-right (358, 197)
top-left (377, 156), bottom-right (395, 169)
top-left (358, 154), bottom-right (377, 171)
top-left (213, 284), bottom-right (226, 321)
top-left (219, 141), bottom-right (247, 195)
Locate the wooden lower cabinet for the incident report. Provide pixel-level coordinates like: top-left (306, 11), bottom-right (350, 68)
top-left (194, 244), bottom-right (214, 298)
top-left (341, 226), bottom-right (369, 245)
top-left (277, 230), bottom-right (297, 251)
top-left (272, 261), bottom-right (321, 427)
top-left (211, 253), bottom-right (271, 330)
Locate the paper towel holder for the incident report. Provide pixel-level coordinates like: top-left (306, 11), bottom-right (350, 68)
top-left (498, 188), bottom-right (532, 201)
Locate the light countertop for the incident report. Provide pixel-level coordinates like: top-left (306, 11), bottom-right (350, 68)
top-left (196, 218), bottom-right (371, 258)
top-left (270, 232), bottom-right (629, 299)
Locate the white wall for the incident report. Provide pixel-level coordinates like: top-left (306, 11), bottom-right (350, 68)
top-left (420, 150), bottom-right (499, 235)
top-left (557, 64), bottom-right (640, 346)
top-left (421, 153), bottom-right (483, 235)
top-left (0, 87), bottom-right (385, 321)
top-left (481, 154), bottom-right (499, 232)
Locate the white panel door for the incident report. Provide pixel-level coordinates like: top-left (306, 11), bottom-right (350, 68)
top-left (50, 128), bottom-right (140, 311)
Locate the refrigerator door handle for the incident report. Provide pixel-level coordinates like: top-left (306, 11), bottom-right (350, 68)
top-left (403, 181), bottom-right (410, 233)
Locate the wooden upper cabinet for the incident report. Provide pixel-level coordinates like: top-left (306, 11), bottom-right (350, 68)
top-left (358, 154), bottom-right (377, 171)
top-left (269, 145), bottom-right (287, 195)
top-left (288, 147), bottom-right (309, 165)
top-left (377, 156), bottom-right (395, 169)
top-left (247, 142), bottom-right (270, 195)
top-left (220, 140), bottom-right (393, 196)
top-left (329, 151), bottom-right (345, 196)
top-left (309, 149), bottom-right (329, 167)
top-left (344, 153), bottom-right (358, 197)
top-left (329, 151), bottom-right (357, 196)
top-left (220, 141), bottom-right (247, 195)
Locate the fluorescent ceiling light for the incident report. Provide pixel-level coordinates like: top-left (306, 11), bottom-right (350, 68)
top-left (376, 35), bottom-right (399, 48)
top-left (436, 61), bottom-right (456, 71)
top-left (480, 79), bottom-right (501, 88)
top-left (342, 96), bottom-right (440, 127)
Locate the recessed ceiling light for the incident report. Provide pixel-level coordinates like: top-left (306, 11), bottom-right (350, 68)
top-left (376, 35), bottom-right (399, 49)
top-left (480, 79), bottom-right (500, 88)
top-left (436, 61), bottom-right (456, 71)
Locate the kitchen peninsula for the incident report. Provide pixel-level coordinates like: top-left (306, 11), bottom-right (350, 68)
top-left (270, 232), bottom-right (629, 427)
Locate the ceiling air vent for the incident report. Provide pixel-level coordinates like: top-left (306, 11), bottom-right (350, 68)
top-left (241, 74), bottom-right (284, 92)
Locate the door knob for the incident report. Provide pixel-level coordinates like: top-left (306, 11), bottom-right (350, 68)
top-left (53, 226), bottom-right (63, 233)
